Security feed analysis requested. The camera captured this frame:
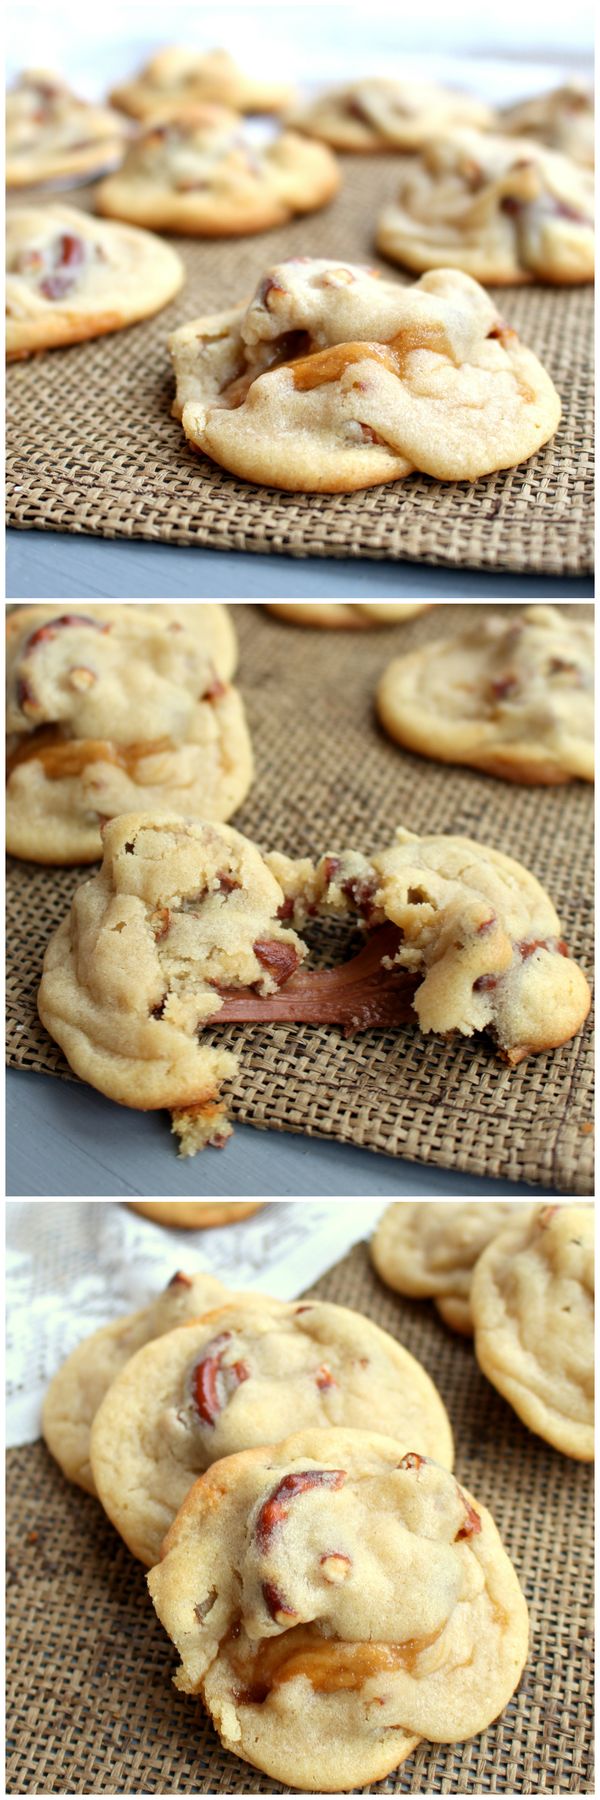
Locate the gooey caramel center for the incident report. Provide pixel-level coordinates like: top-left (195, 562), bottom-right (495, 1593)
top-left (226, 1622), bottom-right (443, 1701)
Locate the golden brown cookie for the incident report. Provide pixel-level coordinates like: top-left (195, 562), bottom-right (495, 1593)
top-left (371, 1202), bottom-right (534, 1334)
top-left (264, 603), bottom-right (431, 627)
top-left (90, 1300), bottom-right (454, 1565)
top-left (376, 604), bottom-right (594, 783)
top-left (149, 1429), bottom-right (528, 1790)
top-left (376, 131), bottom-right (594, 285)
top-left (127, 1203), bottom-right (263, 1227)
top-left (6, 69), bottom-right (126, 186)
top-left (6, 205), bottom-right (183, 359)
top-left (471, 1204), bottom-right (594, 1459)
top-left (6, 604), bottom-right (250, 861)
top-left (97, 108), bottom-right (339, 234)
top-left (42, 1268), bottom-right (230, 1493)
top-left (169, 257), bottom-right (561, 491)
top-left (110, 47), bottom-right (294, 121)
top-left (501, 83), bottom-right (594, 168)
top-left (291, 77), bottom-right (492, 152)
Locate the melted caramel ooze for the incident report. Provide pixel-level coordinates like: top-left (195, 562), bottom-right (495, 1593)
top-left (7, 732), bottom-right (174, 781)
top-left (227, 1623), bottom-right (443, 1701)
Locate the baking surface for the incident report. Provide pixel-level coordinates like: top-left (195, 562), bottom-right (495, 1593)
top-left (6, 158), bottom-right (593, 575)
top-left (5, 1236), bottom-right (594, 1795)
top-left (5, 602), bottom-right (594, 1193)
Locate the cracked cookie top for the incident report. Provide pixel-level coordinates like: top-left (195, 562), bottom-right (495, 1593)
top-left (148, 1427), bottom-right (528, 1790)
top-left (110, 46), bottom-right (294, 121)
top-left (6, 608), bottom-right (250, 861)
top-left (376, 603), bottom-right (594, 783)
top-left (42, 1268), bottom-right (231, 1496)
top-left (97, 106), bottom-right (339, 233)
top-left (291, 76), bottom-right (492, 152)
top-left (90, 1300), bottom-right (454, 1568)
top-left (6, 68), bottom-right (126, 185)
top-left (471, 1205), bottom-right (594, 1460)
top-left (169, 256), bottom-right (561, 491)
top-left (376, 130), bottom-right (594, 285)
top-left (371, 1202), bottom-right (534, 1334)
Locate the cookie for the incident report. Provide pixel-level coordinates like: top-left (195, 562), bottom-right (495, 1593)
top-left (127, 1203), bottom-right (263, 1227)
top-left (376, 131), bottom-right (594, 285)
top-left (501, 83), bottom-right (594, 169)
top-left (42, 1268), bottom-right (230, 1495)
top-left (89, 1300), bottom-right (454, 1566)
top-left (38, 817), bottom-right (591, 1160)
top-left (6, 69), bottom-right (126, 187)
top-left (371, 1203), bottom-right (534, 1334)
top-left (471, 1205), bottom-right (594, 1460)
top-left (268, 827), bottom-right (591, 1065)
top-left (291, 77), bottom-right (492, 152)
top-left (169, 257), bottom-right (561, 492)
top-left (97, 107), bottom-right (339, 235)
top-left (148, 1428), bottom-right (528, 1790)
top-left (7, 604), bottom-right (251, 862)
top-left (110, 46), bottom-right (294, 121)
top-left (264, 603), bottom-right (431, 628)
top-left (37, 813), bottom-right (308, 1152)
top-left (6, 204), bottom-right (183, 359)
top-left (376, 604), bottom-right (594, 783)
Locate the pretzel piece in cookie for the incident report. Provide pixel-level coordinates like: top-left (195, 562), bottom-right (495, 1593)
top-left (148, 1429), bottom-right (528, 1789)
top-left (6, 204), bottom-right (183, 359)
top-left (169, 257), bottom-right (561, 490)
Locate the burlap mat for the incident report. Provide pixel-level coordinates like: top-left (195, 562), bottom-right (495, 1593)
top-left (6, 1235), bottom-right (594, 1795)
top-left (6, 603), bottom-right (594, 1193)
top-left (6, 158), bottom-right (593, 574)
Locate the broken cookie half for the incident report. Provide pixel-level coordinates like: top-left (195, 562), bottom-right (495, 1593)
top-left (168, 256), bottom-right (561, 491)
top-left (37, 814), bottom-right (591, 1157)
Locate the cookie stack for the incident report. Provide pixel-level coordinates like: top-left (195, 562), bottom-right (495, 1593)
top-left (43, 1265), bottom-right (529, 1790)
top-left (372, 1201), bottom-right (595, 1461)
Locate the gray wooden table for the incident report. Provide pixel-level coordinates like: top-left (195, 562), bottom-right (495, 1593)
top-left (7, 1068), bottom-right (557, 1198)
top-left (6, 532), bottom-right (593, 600)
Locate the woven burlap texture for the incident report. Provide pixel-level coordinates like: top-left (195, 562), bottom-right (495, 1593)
top-left (6, 158), bottom-right (593, 574)
top-left (6, 1236), bottom-right (594, 1796)
top-left (6, 604), bottom-right (594, 1193)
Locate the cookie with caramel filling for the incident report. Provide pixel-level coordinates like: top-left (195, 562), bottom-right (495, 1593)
top-left (168, 256), bottom-right (561, 491)
top-left (6, 603), bottom-right (250, 863)
top-left (472, 1204), bottom-right (594, 1459)
top-left (376, 131), bottom-right (594, 285)
top-left (148, 1428), bottom-right (528, 1790)
top-left (42, 1269), bottom-right (230, 1494)
top-left (38, 815), bottom-right (591, 1160)
top-left (90, 1302), bottom-right (454, 1566)
top-left (376, 604), bottom-right (594, 783)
